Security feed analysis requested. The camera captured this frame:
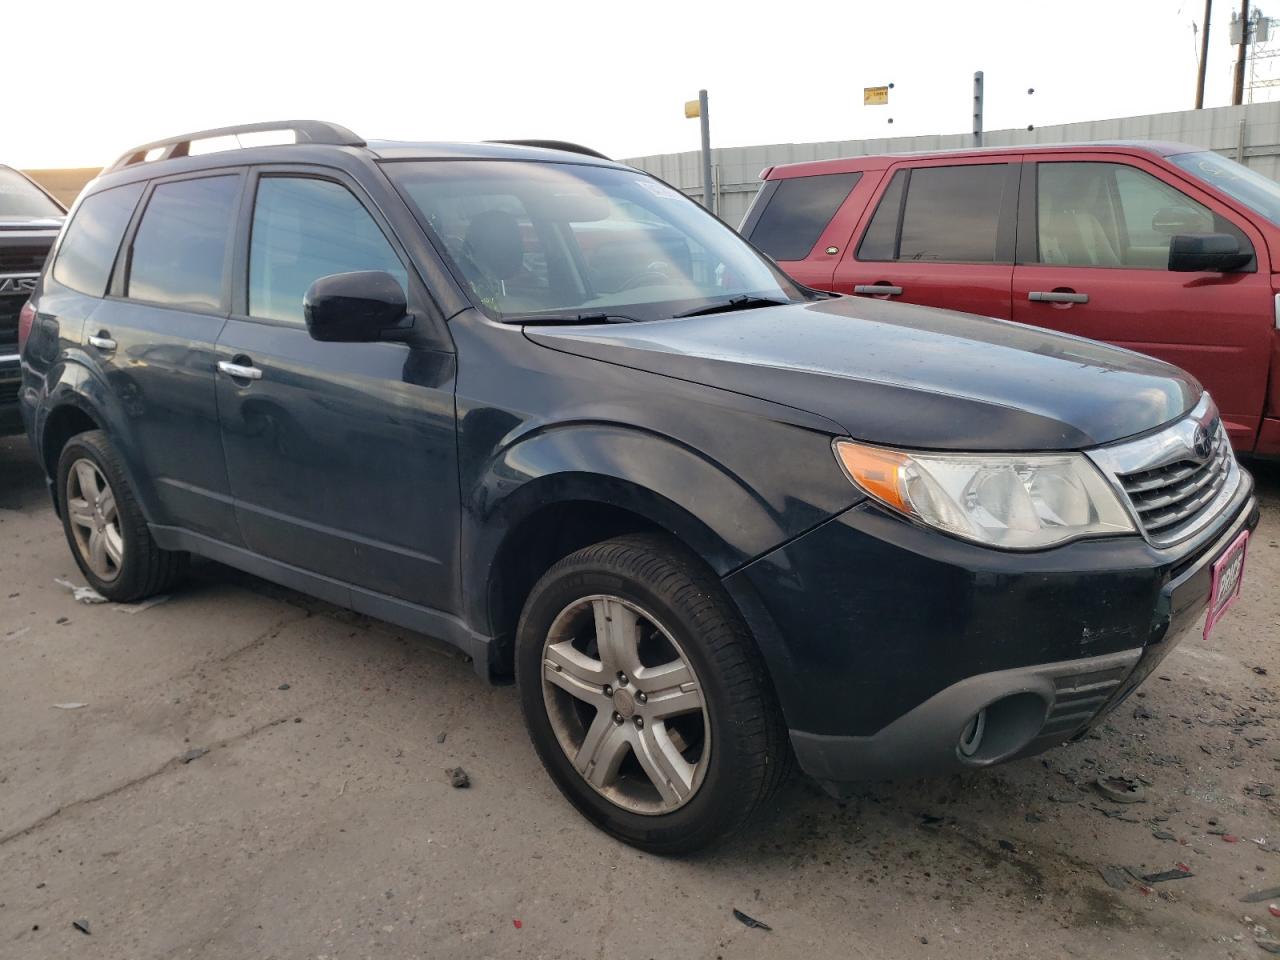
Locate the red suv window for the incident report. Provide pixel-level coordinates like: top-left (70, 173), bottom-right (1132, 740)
top-left (750, 172), bottom-right (861, 261)
top-left (857, 164), bottom-right (1008, 263)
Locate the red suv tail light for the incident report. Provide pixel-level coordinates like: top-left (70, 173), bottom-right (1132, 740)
top-left (17, 300), bottom-right (36, 352)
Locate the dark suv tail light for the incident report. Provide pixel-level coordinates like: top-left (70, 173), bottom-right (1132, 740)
top-left (18, 300), bottom-right (36, 352)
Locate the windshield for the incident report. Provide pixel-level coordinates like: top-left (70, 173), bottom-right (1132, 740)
top-left (383, 160), bottom-right (807, 322)
top-left (1169, 150), bottom-right (1280, 227)
top-left (0, 167), bottom-right (63, 219)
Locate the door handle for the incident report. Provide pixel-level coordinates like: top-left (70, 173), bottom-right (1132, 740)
top-left (1029, 291), bottom-right (1089, 304)
top-left (87, 333), bottom-right (117, 350)
top-left (217, 360), bottom-right (263, 381)
top-left (853, 284), bottom-right (904, 296)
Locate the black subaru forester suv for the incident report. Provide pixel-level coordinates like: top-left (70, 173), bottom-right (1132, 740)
top-left (19, 121), bottom-right (1259, 852)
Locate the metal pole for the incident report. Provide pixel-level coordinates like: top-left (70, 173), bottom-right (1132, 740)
top-left (698, 89), bottom-right (713, 213)
top-left (1196, 0), bottom-right (1213, 108)
top-left (1233, 0), bottom-right (1250, 105)
top-left (973, 71), bottom-right (984, 147)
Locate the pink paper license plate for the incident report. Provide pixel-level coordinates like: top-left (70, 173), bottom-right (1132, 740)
top-left (1204, 530), bottom-right (1249, 641)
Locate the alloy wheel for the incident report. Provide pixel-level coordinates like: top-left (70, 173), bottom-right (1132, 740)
top-left (65, 458), bottom-right (124, 582)
top-left (541, 594), bottom-right (711, 814)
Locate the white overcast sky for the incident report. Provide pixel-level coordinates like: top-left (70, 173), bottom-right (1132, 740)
top-left (14, 0), bottom-right (1258, 169)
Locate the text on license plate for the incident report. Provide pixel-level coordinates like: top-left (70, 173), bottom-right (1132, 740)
top-left (1204, 530), bottom-right (1249, 641)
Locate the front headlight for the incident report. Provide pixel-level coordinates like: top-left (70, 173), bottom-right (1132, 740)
top-left (834, 440), bottom-right (1135, 549)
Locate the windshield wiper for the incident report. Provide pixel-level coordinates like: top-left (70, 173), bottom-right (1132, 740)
top-left (673, 296), bottom-right (791, 319)
top-left (516, 313), bottom-right (638, 326)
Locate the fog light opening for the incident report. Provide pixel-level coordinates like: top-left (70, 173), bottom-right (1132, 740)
top-left (956, 692), bottom-right (1048, 765)
top-left (958, 708), bottom-right (987, 757)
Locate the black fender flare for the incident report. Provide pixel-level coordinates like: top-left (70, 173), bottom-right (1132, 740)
top-left (460, 420), bottom-right (858, 634)
top-left (36, 358), bottom-right (161, 523)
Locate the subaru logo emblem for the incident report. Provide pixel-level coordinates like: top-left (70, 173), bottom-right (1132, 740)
top-left (1192, 425), bottom-right (1213, 460)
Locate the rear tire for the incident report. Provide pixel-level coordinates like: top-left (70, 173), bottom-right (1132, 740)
top-left (515, 533), bottom-right (791, 854)
top-left (56, 430), bottom-right (186, 603)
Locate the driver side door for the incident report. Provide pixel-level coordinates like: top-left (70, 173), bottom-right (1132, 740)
top-left (1011, 155), bottom-right (1273, 448)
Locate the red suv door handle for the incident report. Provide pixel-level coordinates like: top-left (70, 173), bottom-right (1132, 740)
top-left (1029, 290), bottom-right (1089, 304)
top-left (853, 284), bottom-right (904, 296)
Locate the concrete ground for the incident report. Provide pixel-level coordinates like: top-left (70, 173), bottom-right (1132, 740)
top-left (1, 433), bottom-right (1278, 960)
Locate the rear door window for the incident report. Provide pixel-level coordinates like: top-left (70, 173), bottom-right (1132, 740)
top-left (52, 183), bottom-right (144, 296)
top-left (749, 173), bottom-right (861, 260)
top-left (857, 164), bottom-right (1007, 263)
top-left (248, 176), bottom-right (408, 326)
top-left (126, 175), bottom-right (239, 312)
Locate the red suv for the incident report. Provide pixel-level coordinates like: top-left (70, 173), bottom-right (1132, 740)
top-left (741, 143), bottom-right (1280, 457)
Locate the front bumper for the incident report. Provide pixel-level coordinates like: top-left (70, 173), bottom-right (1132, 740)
top-left (726, 470), bottom-right (1259, 783)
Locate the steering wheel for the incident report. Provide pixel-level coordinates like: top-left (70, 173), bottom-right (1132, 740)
top-left (618, 261), bottom-right (673, 291)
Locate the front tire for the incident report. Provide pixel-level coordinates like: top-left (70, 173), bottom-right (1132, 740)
top-left (56, 430), bottom-right (186, 603)
top-left (515, 534), bottom-right (791, 853)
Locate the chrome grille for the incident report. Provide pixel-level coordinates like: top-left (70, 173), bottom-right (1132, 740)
top-left (1118, 425), bottom-right (1231, 538)
top-left (1087, 395), bottom-right (1241, 549)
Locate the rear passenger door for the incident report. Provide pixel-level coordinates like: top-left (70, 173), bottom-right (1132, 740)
top-left (1011, 155), bottom-right (1273, 448)
top-left (741, 172), bottom-right (865, 288)
top-left (90, 171), bottom-right (244, 541)
top-left (833, 158), bottom-right (1020, 319)
top-left (214, 167), bottom-right (459, 612)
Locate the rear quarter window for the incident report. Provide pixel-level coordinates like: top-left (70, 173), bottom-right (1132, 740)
top-left (52, 183), bottom-right (145, 296)
top-left (749, 173), bottom-right (861, 261)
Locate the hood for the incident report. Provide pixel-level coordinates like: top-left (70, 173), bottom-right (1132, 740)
top-left (525, 296), bottom-right (1201, 451)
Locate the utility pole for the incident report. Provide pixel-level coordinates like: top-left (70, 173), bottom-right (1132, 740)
top-left (972, 71), bottom-right (984, 147)
top-left (1196, 0), bottom-right (1213, 108)
top-left (698, 90), bottom-right (712, 214)
top-left (685, 90), bottom-right (714, 213)
top-left (1233, 0), bottom-right (1250, 105)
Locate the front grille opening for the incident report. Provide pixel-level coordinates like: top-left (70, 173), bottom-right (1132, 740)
top-left (1117, 425), bottom-right (1232, 544)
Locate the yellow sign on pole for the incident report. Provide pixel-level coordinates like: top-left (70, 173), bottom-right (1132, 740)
top-left (684, 99), bottom-right (701, 119)
top-left (863, 86), bottom-right (890, 106)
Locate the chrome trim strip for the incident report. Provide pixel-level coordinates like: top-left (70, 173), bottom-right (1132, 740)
top-left (1089, 394), bottom-right (1215, 475)
top-left (0, 353), bottom-right (19, 363)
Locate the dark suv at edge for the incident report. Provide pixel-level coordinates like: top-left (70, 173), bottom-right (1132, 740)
top-left (1, 165), bottom-right (64, 433)
top-left (20, 121), bottom-right (1259, 852)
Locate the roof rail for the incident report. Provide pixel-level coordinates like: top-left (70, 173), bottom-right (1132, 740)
top-left (488, 139), bottom-right (612, 161)
top-left (107, 120), bottom-right (365, 172)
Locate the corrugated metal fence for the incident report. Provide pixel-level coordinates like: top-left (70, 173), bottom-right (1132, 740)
top-left (625, 101), bottom-right (1280, 227)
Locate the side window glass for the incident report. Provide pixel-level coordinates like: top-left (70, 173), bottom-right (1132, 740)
top-left (249, 177), bottom-right (409, 326)
top-left (856, 170), bottom-right (906, 261)
top-left (1037, 162), bottom-right (1249, 269)
top-left (749, 172), bottom-right (861, 261)
top-left (52, 183), bottom-right (144, 296)
top-left (127, 176), bottom-right (239, 311)
top-left (896, 165), bottom-right (1006, 262)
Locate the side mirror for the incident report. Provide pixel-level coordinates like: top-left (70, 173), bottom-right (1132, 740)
top-left (1167, 233), bottom-right (1252, 273)
top-left (303, 271), bottom-right (413, 343)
